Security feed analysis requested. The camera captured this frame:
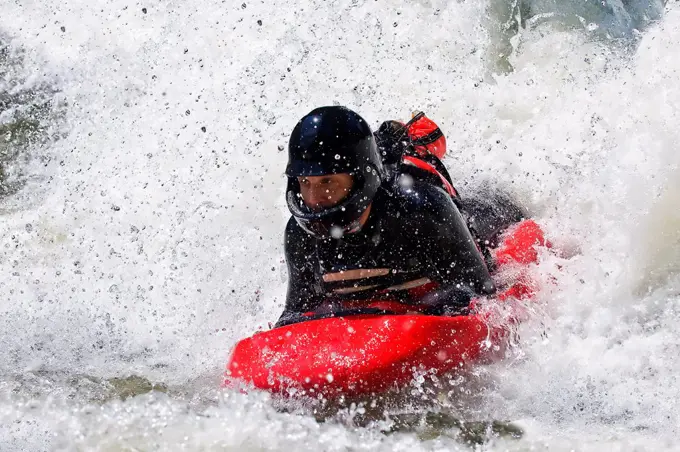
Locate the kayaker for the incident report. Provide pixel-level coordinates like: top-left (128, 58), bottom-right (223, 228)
top-left (276, 106), bottom-right (524, 327)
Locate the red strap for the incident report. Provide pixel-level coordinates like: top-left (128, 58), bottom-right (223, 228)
top-left (402, 156), bottom-right (457, 198)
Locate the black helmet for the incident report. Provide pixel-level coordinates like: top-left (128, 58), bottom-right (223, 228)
top-left (285, 106), bottom-right (384, 239)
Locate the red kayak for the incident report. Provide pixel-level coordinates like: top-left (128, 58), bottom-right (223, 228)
top-left (224, 219), bottom-right (548, 398)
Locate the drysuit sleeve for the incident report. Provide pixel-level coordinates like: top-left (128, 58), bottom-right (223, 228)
top-left (405, 181), bottom-right (496, 298)
top-left (275, 218), bottom-right (324, 327)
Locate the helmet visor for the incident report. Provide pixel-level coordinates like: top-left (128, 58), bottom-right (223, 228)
top-left (286, 175), bottom-right (370, 238)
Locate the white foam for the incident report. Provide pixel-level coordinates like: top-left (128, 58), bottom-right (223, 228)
top-left (1, 0), bottom-right (680, 449)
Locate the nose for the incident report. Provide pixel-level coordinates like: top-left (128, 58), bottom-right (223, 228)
top-left (302, 182), bottom-right (338, 208)
top-left (303, 189), bottom-right (328, 208)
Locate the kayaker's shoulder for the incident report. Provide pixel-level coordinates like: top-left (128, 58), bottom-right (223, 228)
top-left (284, 216), bottom-right (316, 248)
top-left (285, 216), bottom-right (301, 235)
top-left (381, 179), bottom-right (456, 217)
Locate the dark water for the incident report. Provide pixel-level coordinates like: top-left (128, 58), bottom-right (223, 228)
top-left (487, 0), bottom-right (667, 73)
top-left (0, 35), bottom-right (65, 200)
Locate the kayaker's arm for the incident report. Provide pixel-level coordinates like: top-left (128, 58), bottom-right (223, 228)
top-left (276, 218), bottom-right (324, 327)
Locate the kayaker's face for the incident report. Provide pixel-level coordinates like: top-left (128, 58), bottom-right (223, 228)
top-left (297, 173), bottom-right (353, 211)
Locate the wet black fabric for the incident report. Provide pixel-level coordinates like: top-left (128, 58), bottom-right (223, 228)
top-left (277, 181), bottom-right (505, 325)
top-left (275, 126), bottom-right (526, 328)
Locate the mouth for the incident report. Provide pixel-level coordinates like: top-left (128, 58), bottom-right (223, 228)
top-left (305, 199), bottom-right (336, 211)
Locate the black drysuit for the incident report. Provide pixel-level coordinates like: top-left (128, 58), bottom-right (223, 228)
top-left (276, 130), bottom-right (525, 327)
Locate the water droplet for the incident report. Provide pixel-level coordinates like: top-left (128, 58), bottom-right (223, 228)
top-left (399, 174), bottom-right (414, 189)
top-left (330, 226), bottom-right (344, 239)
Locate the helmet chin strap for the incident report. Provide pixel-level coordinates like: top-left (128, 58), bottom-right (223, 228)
top-left (337, 203), bottom-right (373, 236)
top-left (328, 219), bottom-right (362, 240)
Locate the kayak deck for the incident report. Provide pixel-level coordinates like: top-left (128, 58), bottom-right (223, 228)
top-left (225, 312), bottom-right (512, 397)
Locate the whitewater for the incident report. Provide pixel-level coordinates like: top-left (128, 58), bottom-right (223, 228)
top-left (1, 0), bottom-right (679, 449)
